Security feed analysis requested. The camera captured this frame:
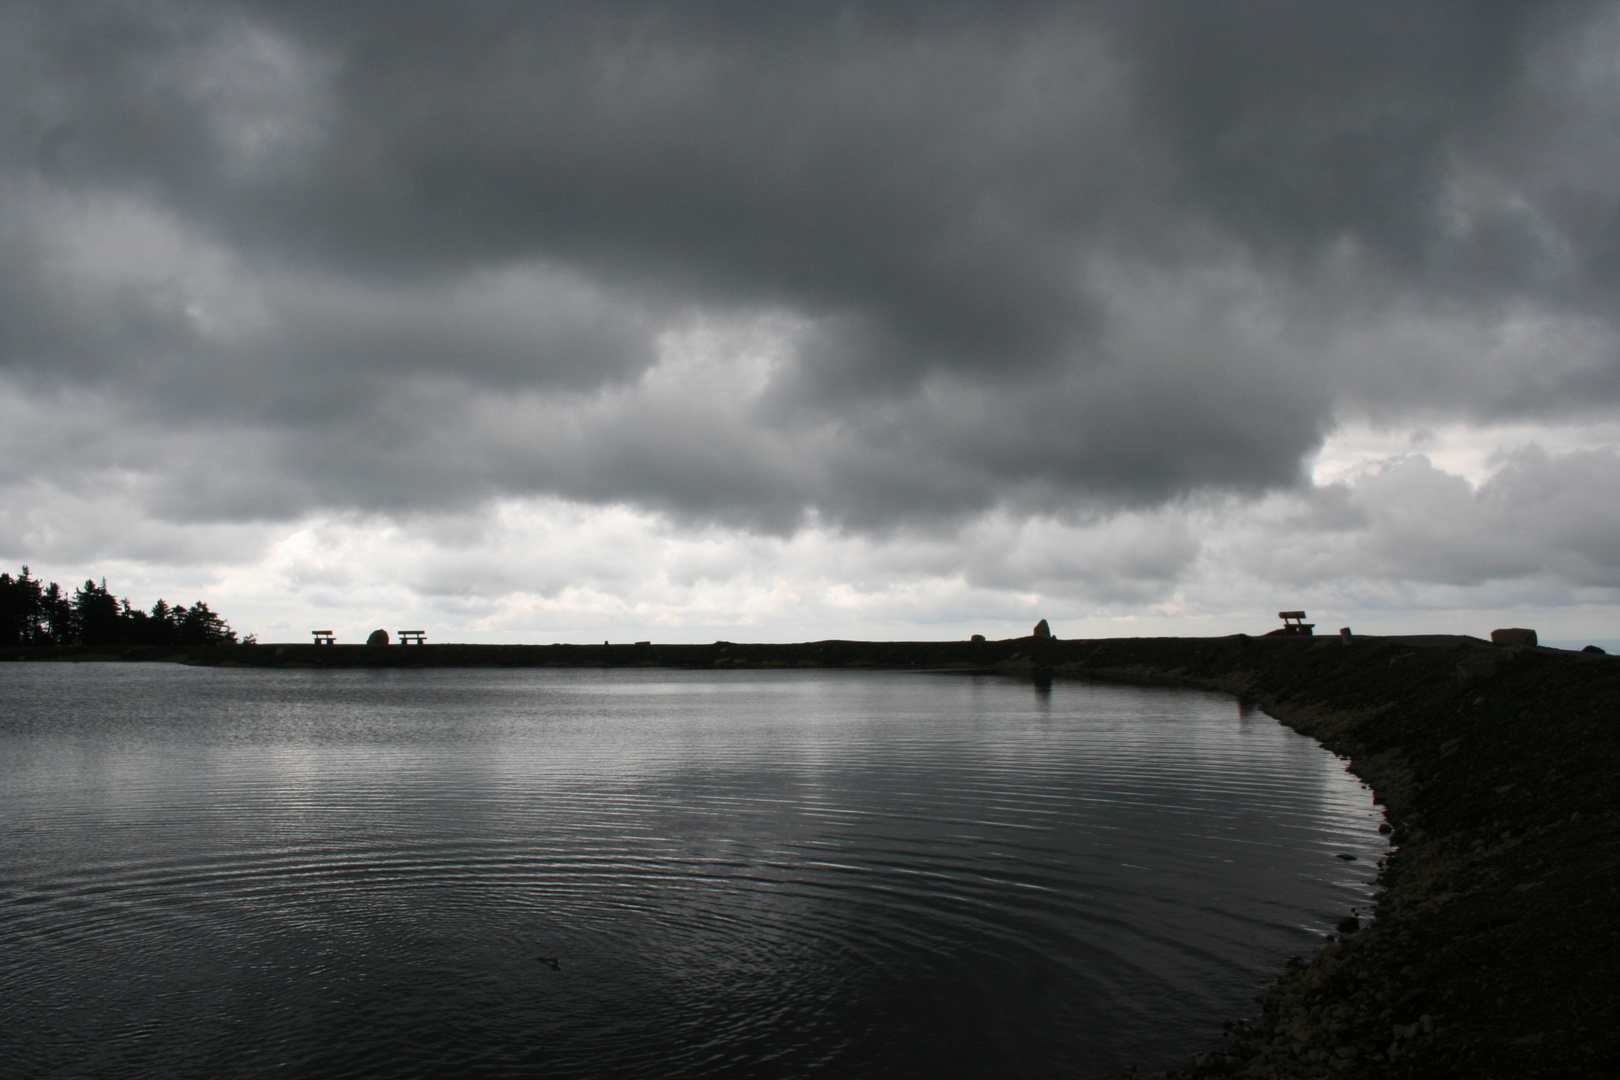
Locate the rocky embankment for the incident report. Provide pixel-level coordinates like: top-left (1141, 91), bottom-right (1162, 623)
top-left (7, 633), bottom-right (1618, 1076)
top-left (1054, 635), bottom-right (1619, 1080)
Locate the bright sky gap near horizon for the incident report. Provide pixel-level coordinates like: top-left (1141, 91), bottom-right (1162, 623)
top-left (5, 2), bottom-right (1620, 645)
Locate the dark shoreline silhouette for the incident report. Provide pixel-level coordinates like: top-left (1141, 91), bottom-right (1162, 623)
top-left (5, 633), bottom-right (1615, 1075)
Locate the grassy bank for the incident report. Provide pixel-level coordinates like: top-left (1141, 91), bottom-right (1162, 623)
top-left (7, 634), bottom-right (1617, 1077)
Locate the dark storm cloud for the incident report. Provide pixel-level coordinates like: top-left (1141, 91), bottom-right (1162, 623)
top-left (3, 0), bottom-right (1619, 531)
top-left (1116, 3), bottom-right (1530, 260)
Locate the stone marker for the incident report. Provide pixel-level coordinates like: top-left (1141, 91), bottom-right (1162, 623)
top-left (1032, 619), bottom-right (1051, 639)
top-left (1490, 627), bottom-right (1537, 647)
top-left (971, 634), bottom-right (986, 642)
top-left (366, 628), bottom-right (390, 646)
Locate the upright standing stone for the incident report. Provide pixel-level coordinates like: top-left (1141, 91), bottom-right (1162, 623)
top-left (1032, 619), bottom-right (1051, 639)
top-left (366, 629), bottom-right (390, 646)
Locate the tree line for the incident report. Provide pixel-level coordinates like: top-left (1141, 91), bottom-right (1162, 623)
top-left (0, 567), bottom-right (244, 647)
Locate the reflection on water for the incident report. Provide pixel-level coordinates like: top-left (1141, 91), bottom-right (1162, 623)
top-left (0, 665), bottom-right (1385, 1078)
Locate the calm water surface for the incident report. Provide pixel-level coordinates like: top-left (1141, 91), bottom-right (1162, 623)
top-left (0, 665), bottom-right (1386, 1078)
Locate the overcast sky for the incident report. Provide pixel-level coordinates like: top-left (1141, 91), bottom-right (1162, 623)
top-left (5, 0), bottom-right (1620, 644)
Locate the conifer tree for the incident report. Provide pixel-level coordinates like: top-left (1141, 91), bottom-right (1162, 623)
top-left (0, 567), bottom-right (241, 646)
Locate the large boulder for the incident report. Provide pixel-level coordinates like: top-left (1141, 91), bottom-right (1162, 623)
top-left (1490, 628), bottom-right (1537, 647)
top-left (1032, 619), bottom-right (1052, 639)
top-left (366, 628), bottom-right (390, 646)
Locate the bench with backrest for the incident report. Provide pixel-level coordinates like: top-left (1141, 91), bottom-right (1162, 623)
top-left (311, 630), bottom-right (336, 645)
top-left (1277, 611), bottom-right (1315, 636)
top-left (397, 630), bottom-right (426, 645)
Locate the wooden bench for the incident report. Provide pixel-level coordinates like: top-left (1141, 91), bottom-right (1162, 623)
top-left (311, 630), bottom-right (336, 645)
top-left (1278, 611), bottom-right (1315, 636)
top-left (397, 630), bottom-right (426, 645)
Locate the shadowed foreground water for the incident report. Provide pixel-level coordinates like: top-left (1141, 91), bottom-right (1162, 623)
top-left (0, 666), bottom-right (1385, 1078)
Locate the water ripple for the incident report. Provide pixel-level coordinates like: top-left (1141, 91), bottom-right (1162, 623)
top-left (0, 666), bottom-right (1386, 1079)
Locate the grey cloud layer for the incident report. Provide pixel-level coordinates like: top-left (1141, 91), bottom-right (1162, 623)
top-left (4, 0), bottom-right (1619, 533)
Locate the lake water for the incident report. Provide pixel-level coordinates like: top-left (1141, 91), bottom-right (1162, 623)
top-left (0, 665), bottom-right (1385, 1079)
